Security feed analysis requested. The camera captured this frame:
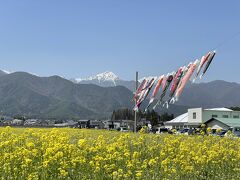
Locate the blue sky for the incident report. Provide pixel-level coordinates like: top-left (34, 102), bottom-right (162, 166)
top-left (0, 0), bottom-right (240, 81)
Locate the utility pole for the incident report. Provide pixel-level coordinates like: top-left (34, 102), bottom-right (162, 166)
top-left (134, 71), bottom-right (139, 133)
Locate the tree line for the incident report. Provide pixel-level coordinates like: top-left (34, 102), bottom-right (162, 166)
top-left (111, 108), bottom-right (174, 126)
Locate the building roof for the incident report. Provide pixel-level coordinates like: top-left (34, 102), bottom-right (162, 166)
top-left (205, 108), bottom-right (233, 112)
top-left (208, 118), bottom-right (240, 127)
top-left (78, 120), bottom-right (89, 122)
top-left (12, 119), bottom-right (24, 123)
top-left (165, 113), bottom-right (188, 124)
top-left (165, 108), bottom-right (237, 125)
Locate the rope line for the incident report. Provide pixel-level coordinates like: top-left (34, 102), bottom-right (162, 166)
top-left (212, 30), bottom-right (240, 51)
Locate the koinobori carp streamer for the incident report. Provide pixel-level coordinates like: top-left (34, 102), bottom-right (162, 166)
top-left (133, 79), bottom-right (150, 110)
top-left (173, 59), bottom-right (199, 102)
top-left (133, 79), bottom-right (147, 100)
top-left (145, 75), bottom-right (165, 111)
top-left (164, 67), bottom-right (184, 108)
top-left (133, 50), bottom-right (216, 112)
top-left (153, 72), bottom-right (175, 110)
top-left (200, 51), bottom-right (216, 78)
top-left (134, 77), bottom-right (156, 111)
top-left (196, 53), bottom-right (211, 77)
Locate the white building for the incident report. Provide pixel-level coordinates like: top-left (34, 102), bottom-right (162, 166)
top-left (11, 119), bottom-right (24, 126)
top-left (103, 120), bottom-right (134, 130)
top-left (165, 108), bottom-right (240, 130)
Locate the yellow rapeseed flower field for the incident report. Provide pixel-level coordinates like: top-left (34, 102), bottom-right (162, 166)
top-left (0, 127), bottom-right (240, 179)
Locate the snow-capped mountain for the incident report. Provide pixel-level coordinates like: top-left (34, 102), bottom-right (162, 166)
top-left (0, 69), bottom-right (10, 76)
top-left (72, 71), bottom-right (135, 91)
top-left (2, 70), bottom-right (10, 74)
top-left (75, 71), bottom-right (120, 85)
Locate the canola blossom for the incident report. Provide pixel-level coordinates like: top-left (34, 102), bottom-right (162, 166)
top-left (0, 127), bottom-right (240, 179)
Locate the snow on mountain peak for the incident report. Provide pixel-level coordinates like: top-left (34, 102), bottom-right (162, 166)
top-left (75, 71), bottom-right (120, 85)
top-left (94, 71), bottom-right (119, 81)
top-left (1, 69), bottom-right (11, 74)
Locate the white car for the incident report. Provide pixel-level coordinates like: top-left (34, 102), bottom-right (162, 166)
top-left (120, 127), bottom-right (129, 132)
top-left (156, 128), bottom-right (169, 134)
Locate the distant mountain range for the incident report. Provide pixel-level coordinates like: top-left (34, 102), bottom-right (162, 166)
top-left (178, 80), bottom-right (240, 108)
top-left (0, 70), bottom-right (240, 119)
top-left (0, 71), bottom-right (134, 119)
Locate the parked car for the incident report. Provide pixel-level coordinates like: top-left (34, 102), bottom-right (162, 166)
top-left (224, 127), bottom-right (240, 137)
top-left (217, 130), bottom-right (227, 137)
top-left (156, 128), bottom-right (170, 134)
top-left (120, 127), bottom-right (129, 132)
top-left (188, 128), bottom-right (195, 135)
top-left (232, 127), bottom-right (240, 137)
top-left (176, 129), bottom-right (189, 135)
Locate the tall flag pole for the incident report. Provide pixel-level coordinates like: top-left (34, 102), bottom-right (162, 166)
top-left (134, 71), bottom-right (139, 133)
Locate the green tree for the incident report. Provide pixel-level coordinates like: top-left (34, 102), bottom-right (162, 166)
top-left (13, 115), bottom-right (26, 121)
top-left (160, 112), bottom-right (174, 122)
top-left (111, 109), bottom-right (174, 126)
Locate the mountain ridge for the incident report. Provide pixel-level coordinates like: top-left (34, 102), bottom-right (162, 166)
top-left (1, 70), bottom-right (240, 119)
top-left (0, 72), bottom-right (134, 119)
